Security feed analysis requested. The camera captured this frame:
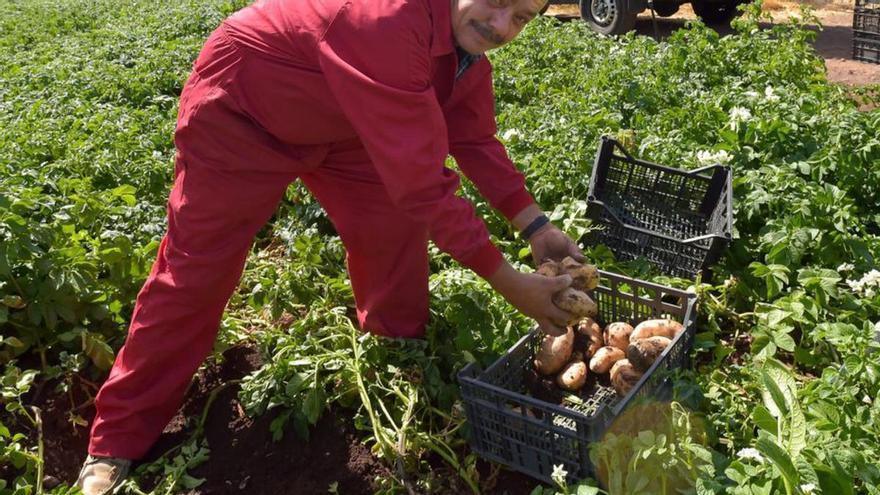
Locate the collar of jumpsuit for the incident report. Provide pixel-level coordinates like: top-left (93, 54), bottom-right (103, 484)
top-left (431, 0), bottom-right (483, 80)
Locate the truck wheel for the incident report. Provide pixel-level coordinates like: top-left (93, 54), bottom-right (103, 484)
top-left (652, 1), bottom-right (680, 16)
top-left (580, 0), bottom-right (638, 35)
top-left (691, 0), bottom-right (740, 24)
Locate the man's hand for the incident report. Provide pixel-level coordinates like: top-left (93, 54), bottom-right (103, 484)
top-left (528, 223), bottom-right (585, 266)
top-left (486, 261), bottom-right (574, 335)
top-left (511, 204), bottom-right (585, 265)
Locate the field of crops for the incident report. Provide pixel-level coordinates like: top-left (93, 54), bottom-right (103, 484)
top-left (2, 0), bottom-right (879, 493)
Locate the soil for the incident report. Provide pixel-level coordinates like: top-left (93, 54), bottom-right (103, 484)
top-left (547, 1), bottom-right (880, 87)
top-left (4, 344), bottom-right (538, 495)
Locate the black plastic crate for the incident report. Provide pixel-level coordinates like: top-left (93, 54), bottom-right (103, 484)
top-left (458, 271), bottom-right (698, 485)
top-left (854, 31), bottom-right (880, 64)
top-left (585, 136), bottom-right (732, 280)
top-left (855, 6), bottom-right (880, 34)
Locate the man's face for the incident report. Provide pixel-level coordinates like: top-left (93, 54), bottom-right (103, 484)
top-left (451, 0), bottom-right (546, 55)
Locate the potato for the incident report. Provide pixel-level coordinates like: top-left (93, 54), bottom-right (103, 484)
top-left (630, 318), bottom-right (684, 342)
top-left (534, 326), bottom-right (574, 375)
top-left (626, 336), bottom-right (672, 371)
top-left (553, 288), bottom-right (597, 318)
top-left (604, 322), bottom-right (633, 351)
top-left (536, 259), bottom-right (560, 278)
top-left (610, 359), bottom-right (643, 396)
top-left (559, 257), bottom-right (600, 291)
top-left (556, 360), bottom-right (588, 392)
top-left (576, 317), bottom-right (602, 339)
top-left (575, 317), bottom-right (603, 356)
top-left (589, 346), bottom-right (626, 374)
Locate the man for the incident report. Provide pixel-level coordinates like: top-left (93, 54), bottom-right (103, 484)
top-left (76, 0), bottom-right (583, 492)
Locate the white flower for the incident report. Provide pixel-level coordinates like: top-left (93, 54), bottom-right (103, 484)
top-left (837, 263), bottom-right (855, 273)
top-left (744, 90), bottom-right (760, 99)
top-left (551, 464), bottom-right (568, 486)
top-left (800, 483), bottom-right (816, 494)
top-left (729, 107), bottom-right (753, 130)
top-left (696, 149), bottom-right (732, 166)
top-left (848, 269), bottom-right (880, 297)
top-left (765, 85), bottom-right (780, 102)
top-left (500, 128), bottom-right (520, 141)
top-left (737, 448), bottom-right (765, 463)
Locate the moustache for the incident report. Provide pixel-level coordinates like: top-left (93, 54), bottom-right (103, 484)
top-left (469, 20), bottom-right (504, 45)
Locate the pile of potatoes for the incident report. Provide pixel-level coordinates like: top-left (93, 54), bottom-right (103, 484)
top-left (528, 258), bottom-right (685, 398)
top-left (532, 317), bottom-right (683, 397)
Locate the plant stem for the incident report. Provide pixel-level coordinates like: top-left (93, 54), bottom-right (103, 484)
top-left (348, 324), bottom-right (393, 459)
top-left (197, 380), bottom-right (240, 434)
top-left (32, 406), bottom-right (44, 495)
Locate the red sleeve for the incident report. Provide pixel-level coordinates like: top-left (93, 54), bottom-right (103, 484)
top-left (444, 58), bottom-right (535, 221)
top-left (316, 0), bottom-right (503, 278)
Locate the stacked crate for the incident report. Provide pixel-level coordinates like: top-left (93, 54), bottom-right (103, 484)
top-left (854, 0), bottom-right (880, 64)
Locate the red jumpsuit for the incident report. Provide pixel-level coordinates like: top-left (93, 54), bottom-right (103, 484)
top-left (89, 0), bottom-right (535, 459)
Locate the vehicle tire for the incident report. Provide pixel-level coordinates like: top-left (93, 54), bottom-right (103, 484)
top-left (651, 1), bottom-right (679, 16)
top-left (580, 0), bottom-right (638, 35)
top-left (691, 0), bottom-right (740, 24)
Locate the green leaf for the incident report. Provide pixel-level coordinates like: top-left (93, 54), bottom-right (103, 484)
top-left (766, 309), bottom-right (792, 327)
top-left (285, 372), bottom-right (310, 396)
top-left (843, 355), bottom-right (863, 375)
top-left (82, 332), bottom-right (115, 371)
top-left (112, 184), bottom-right (138, 206)
top-left (787, 395), bottom-right (806, 458)
top-left (55, 303), bottom-right (76, 323)
top-left (3, 337), bottom-right (25, 349)
top-left (761, 369), bottom-right (789, 418)
top-left (797, 268), bottom-right (840, 300)
top-left (772, 331), bottom-right (796, 353)
top-left (576, 485), bottom-right (600, 495)
top-left (752, 405), bottom-right (778, 433)
top-left (180, 474), bottom-right (206, 489)
top-left (303, 387), bottom-right (325, 424)
top-left (2, 295), bottom-right (26, 309)
top-left (795, 456), bottom-right (820, 489)
top-left (750, 262), bottom-right (790, 299)
top-left (816, 457), bottom-right (854, 495)
top-left (756, 436), bottom-right (800, 489)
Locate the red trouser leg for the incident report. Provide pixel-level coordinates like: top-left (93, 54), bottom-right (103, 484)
top-left (88, 149), bottom-right (295, 459)
top-left (300, 142), bottom-right (431, 339)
